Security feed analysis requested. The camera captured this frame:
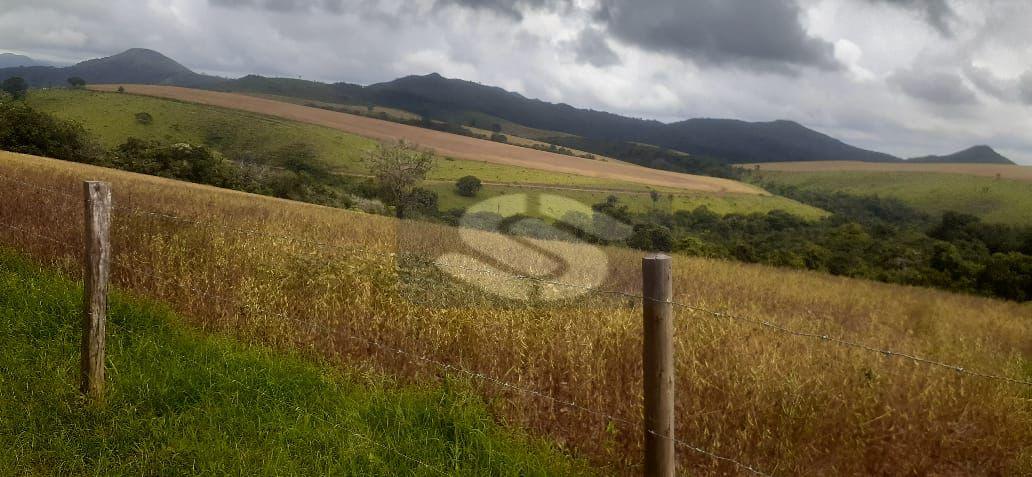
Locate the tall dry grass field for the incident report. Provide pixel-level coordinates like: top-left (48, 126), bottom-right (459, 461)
top-left (2, 151), bottom-right (1031, 475)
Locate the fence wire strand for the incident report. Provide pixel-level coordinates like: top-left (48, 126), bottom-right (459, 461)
top-left (4, 176), bottom-right (1031, 476)
top-left (116, 254), bottom-right (772, 476)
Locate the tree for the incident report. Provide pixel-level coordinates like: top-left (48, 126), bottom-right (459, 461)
top-left (365, 141), bottom-right (435, 218)
top-left (1, 77), bottom-right (28, 100)
top-left (117, 86), bottom-right (125, 93)
top-left (455, 175), bottom-right (482, 197)
top-left (134, 112), bottom-right (153, 125)
top-left (67, 77), bottom-right (86, 88)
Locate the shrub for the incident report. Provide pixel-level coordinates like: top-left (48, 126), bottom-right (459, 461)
top-left (490, 133), bottom-right (507, 143)
top-left (0, 101), bottom-right (100, 162)
top-left (455, 175), bottom-right (482, 197)
top-left (1, 77), bottom-right (28, 100)
top-left (135, 112), bottom-right (154, 125)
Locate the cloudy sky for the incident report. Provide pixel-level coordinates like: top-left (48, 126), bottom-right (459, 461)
top-left (2, 0), bottom-right (1031, 163)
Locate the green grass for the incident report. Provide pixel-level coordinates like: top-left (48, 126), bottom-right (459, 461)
top-left (27, 88), bottom-right (825, 219)
top-left (428, 182), bottom-right (829, 219)
top-left (0, 250), bottom-right (590, 476)
top-left (757, 170), bottom-right (1032, 226)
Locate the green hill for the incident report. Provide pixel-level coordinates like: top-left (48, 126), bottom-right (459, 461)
top-left (24, 88), bottom-right (828, 219)
top-left (908, 145), bottom-right (1015, 164)
top-left (0, 249), bottom-right (589, 475)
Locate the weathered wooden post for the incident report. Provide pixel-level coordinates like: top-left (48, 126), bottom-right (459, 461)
top-left (81, 181), bottom-right (111, 401)
top-left (642, 253), bottom-right (674, 476)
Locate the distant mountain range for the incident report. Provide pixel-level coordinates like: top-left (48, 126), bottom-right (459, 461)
top-left (0, 48), bottom-right (1014, 167)
top-left (0, 53), bottom-right (47, 68)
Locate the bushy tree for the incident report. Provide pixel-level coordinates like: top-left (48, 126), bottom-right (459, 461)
top-left (455, 175), bottom-right (482, 197)
top-left (1, 77), bottom-right (28, 100)
top-left (67, 77), bottom-right (86, 88)
top-left (365, 141), bottom-right (435, 217)
top-left (0, 100), bottom-right (99, 162)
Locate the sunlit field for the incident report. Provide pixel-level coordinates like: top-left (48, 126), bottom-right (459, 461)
top-left (754, 169), bottom-right (1032, 226)
top-left (2, 151), bottom-right (1030, 475)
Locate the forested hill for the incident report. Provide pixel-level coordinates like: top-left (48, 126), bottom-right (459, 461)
top-left (0, 49), bottom-right (221, 88)
top-left (4, 48), bottom-right (1011, 167)
top-left (908, 145), bottom-right (1015, 164)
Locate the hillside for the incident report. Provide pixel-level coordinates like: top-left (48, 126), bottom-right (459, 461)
top-left (0, 48), bottom-right (221, 88)
top-left (0, 250), bottom-right (587, 475)
top-left (88, 84), bottom-right (762, 194)
top-left (909, 145), bottom-right (1015, 164)
top-left (0, 48), bottom-right (962, 168)
top-left (1, 151), bottom-right (1029, 475)
top-left (216, 71), bottom-right (902, 164)
top-left (0, 53), bottom-right (45, 68)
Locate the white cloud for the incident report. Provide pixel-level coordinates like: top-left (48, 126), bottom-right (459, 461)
top-left (0, 0), bottom-right (1030, 163)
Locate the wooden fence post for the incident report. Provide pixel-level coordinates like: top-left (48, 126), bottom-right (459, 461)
top-left (642, 253), bottom-right (674, 476)
top-left (82, 181), bottom-right (111, 401)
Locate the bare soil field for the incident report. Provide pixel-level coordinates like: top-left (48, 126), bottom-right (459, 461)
top-left (91, 84), bottom-right (761, 194)
top-left (744, 160), bottom-right (1032, 181)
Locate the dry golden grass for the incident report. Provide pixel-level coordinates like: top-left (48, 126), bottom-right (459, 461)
top-left (88, 84), bottom-right (761, 194)
top-left (3, 150), bottom-right (1031, 475)
top-left (744, 160), bottom-right (1032, 181)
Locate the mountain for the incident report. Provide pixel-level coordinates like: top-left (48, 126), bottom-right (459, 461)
top-left (2, 48), bottom-right (1009, 169)
top-left (0, 48), bottom-right (221, 88)
top-left (908, 145), bottom-right (1015, 165)
top-left (354, 73), bottom-right (901, 164)
top-left (0, 53), bottom-right (45, 68)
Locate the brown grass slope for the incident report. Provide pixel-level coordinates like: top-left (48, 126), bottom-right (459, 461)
top-left (88, 84), bottom-right (761, 194)
top-left (1, 150), bottom-right (1030, 475)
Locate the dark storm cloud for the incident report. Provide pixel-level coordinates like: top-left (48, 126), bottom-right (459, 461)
top-left (590, 0), bottom-right (838, 72)
top-left (890, 68), bottom-right (977, 105)
top-left (866, 0), bottom-right (955, 35)
top-left (572, 28), bottom-right (619, 68)
top-left (209, 0), bottom-right (345, 13)
top-left (1019, 72), bottom-right (1032, 105)
top-left (435, 0), bottom-right (569, 20)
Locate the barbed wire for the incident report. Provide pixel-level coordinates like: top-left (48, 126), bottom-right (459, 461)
top-left (0, 221), bottom-right (78, 248)
top-left (115, 254), bottom-right (772, 476)
top-left (0, 173), bottom-right (79, 199)
top-left (5, 176), bottom-right (1028, 390)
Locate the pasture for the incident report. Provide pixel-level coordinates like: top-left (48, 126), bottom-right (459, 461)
top-left (754, 169), bottom-right (1032, 225)
top-left (28, 88), bottom-right (824, 219)
top-left (2, 150), bottom-right (1029, 475)
top-left (746, 160), bottom-right (1032, 181)
top-left (87, 84), bottom-right (761, 193)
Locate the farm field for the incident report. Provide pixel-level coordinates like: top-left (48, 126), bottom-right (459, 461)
top-left (1, 150), bottom-right (1029, 475)
top-left (754, 169), bottom-right (1032, 225)
top-left (0, 251), bottom-right (586, 475)
top-left (746, 160), bottom-right (1032, 181)
top-left (29, 88), bottom-right (824, 219)
top-left (426, 181), bottom-right (829, 219)
top-left (247, 93), bottom-right (596, 156)
top-left (87, 84), bottom-right (760, 193)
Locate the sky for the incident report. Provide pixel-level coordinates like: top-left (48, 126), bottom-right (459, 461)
top-left (1, 0), bottom-right (1031, 164)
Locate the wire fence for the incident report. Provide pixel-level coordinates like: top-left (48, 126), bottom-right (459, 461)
top-left (1, 172), bottom-right (1030, 476)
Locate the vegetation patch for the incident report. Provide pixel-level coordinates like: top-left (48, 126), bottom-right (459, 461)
top-left (755, 170), bottom-right (1032, 226)
top-left (0, 250), bottom-right (588, 476)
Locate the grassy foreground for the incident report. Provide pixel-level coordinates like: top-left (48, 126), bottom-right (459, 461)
top-left (755, 169), bottom-right (1032, 226)
top-left (2, 151), bottom-right (1030, 475)
top-left (0, 251), bottom-right (588, 475)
